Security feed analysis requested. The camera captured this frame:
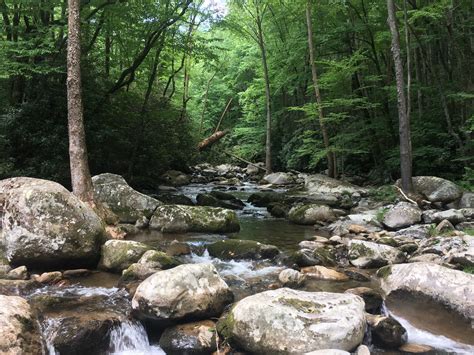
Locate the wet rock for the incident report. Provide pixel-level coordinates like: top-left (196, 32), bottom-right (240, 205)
top-left (355, 344), bottom-right (371, 355)
top-left (263, 172), bottom-right (295, 185)
top-left (159, 320), bottom-right (217, 354)
top-left (161, 170), bottom-right (191, 186)
top-left (92, 173), bottom-right (161, 223)
top-left (343, 268), bottom-right (371, 282)
top-left (305, 351), bottom-right (350, 355)
top-left (345, 287), bottom-right (383, 314)
top-left (207, 239), bottom-right (279, 260)
top-left (382, 202), bottom-right (422, 230)
top-left (149, 205), bottom-right (240, 233)
top-left (132, 263), bottom-right (233, 324)
top-left (0, 177), bottom-right (104, 269)
top-left (349, 240), bottom-right (405, 268)
top-left (404, 176), bottom-right (463, 203)
top-left (99, 240), bottom-right (152, 273)
top-left (33, 271), bottom-right (62, 284)
top-left (196, 193), bottom-right (245, 210)
top-left (166, 241), bottom-right (191, 256)
top-left (278, 269), bottom-right (306, 288)
top-left (156, 193), bottom-right (195, 206)
top-left (63, 269), bottom-right (91, 278)
top-left (291, 247), bottom-right (336, 267)
top-left (267, 202), bottom-right (290, 218)
top-left (399, 243), bottom-right (418, 254)
top-left (248, 191), bottom-right (285, 207)
top-left (7, 265), bottom-right (28, 280)
top-left (121, 250), bottom-right (180, 282)
top-left (244, 163), bottom-right (264, 176)
top-left (0, 279), bottom-right (38, 296)
top-left (399, 343), bottom-right (434, 354)
top-left (0, 295), bottom-right (43, 354)
top-left (301, 266), bottom-right (349, 281)
top-left (367, 314), bottom-right (407, 348)
top-left (408, 253), bottom-right (443, 264)
top-left (377, 262), bottom-right (474, 320)
top-left (0, 264), bottom-right (11, 278)
top-left (217, 288), bottom-right (366, 353)
top-left (289, 204), bottom-right (336, 225)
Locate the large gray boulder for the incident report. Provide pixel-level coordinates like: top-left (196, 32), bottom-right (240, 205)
top-left (92, 173), bottom-right (161, 223)
top-left (304, 174), bottom-right (366, 195)
top-left (0, 177), bottom-right (104, 268)
top-left (459, 192), bottom-right (474, 208)
top-left (149, 205), bottom-right (240, 233)
top-left (132, 263), bottom-right (233, 323)
top-left (217, 288), bottom-right (366, 353)
top-left (406, 176), bottom-right (463, 203)
top-left (263, 172), bottom-right (295, 185)
top-left (0, 295), bottom-right (44, 354)
top-left (99, 240), bottom-right (152, 273)
top-left (349, 240), bottom-right (406, 268)
top-left (382, 202), bottom-right (422, 230)
top-left (289, 204), bottom-right (337, 225)
top-left (378, 262), bottom-right (474, 321)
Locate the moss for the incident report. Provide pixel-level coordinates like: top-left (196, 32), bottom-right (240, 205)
top-left (369, 186), bottom-right (398, 203)
top-left (376, 207), bottom-right (389, 223)
top-left (350, 243), bottom-right (375, 258)
top-left (216, 311), bottom-right (236, 341)
top-left (279, 298), bottom-right (323, 313)
top-left (463, 266), bottom-right (474, 274)
top-left (313, 247), bottom-right (336, 266)
top-left (376, 265), bottom-right (392, 279)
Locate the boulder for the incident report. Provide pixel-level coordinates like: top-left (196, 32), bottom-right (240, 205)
top-left (422, 209), bottom-right (465, 224)
top-left (349, 240), bottom-right (405, 268)
top-left (382, 202), bottom-right (422, 230)
top-left (156, 193), bottom-right (194, 206)
top-left (407, 176), bottom-right (463, 203)
top-left (377, 262), bottom-right (474, 320)
top-left (132, 264), bottom-right (233, 323)
top-left (196, 193), bottom-right (245, 210)
top-left (367, 314), bottom-right (407, 348)
top-left (0, 177), bottom-right (104, 268)
top-left (301, 266), bottom-right (349, 281)
top-left (207, 239), bottom-right (279, 260)
top-left (278, 269), bottom-right (306, 288)
top-left (247, 192), bottom-right (286, 207)
top-left (459, 192), bottom-right (474, 208)
top-left (159, 320), bottom-right (217, 354)
top-left (161, 170), bottom-right (191, 186)
top-left (92, 173), bottom-right (161, 223)
top-left (345, 287), bottom-right (383, 314)
top-left (304, 174), bottom-right (366, 196)
top-left (217, 288), bottom-right (366, 353)
top-left (121, 250), bottom-right (180, 282)
top-left (0, 295), bottom-right (44, 354)
top-left (263, 172), bottom-right (295, 185)
top-left (289, 204), bottom-right (337, 225)
top-left (99, 240), bottom-right (152, 273)
top-left (149, 205), bottom-right (240, 233)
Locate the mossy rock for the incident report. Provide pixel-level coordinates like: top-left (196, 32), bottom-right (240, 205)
top-left (99, 240), bottom-right (152, 273)
top-left (247, 192), bottom-right (286, 207)
top-left (207, 239), bottom-right (279, 260)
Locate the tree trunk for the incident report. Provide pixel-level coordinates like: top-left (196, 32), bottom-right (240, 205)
top-left (387, 0), bottom-right (413, 193)
top-left (67, 0), bottom-right (95, 203)
top-left (256, 7), bottom-right (272, 174)
top-left (306, 0), bottom-right (336, 178)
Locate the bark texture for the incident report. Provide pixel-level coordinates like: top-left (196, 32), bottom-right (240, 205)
top-left (67, 0), bottom-right (95, 203)
top-left (306, 0), bottom-right (336, 178)
top-left (387, 0), bottom-right (413, 193)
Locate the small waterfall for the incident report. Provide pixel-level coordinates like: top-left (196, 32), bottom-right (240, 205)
top-left (107, 321), bottom-right (165, 355)
top-left (41, 318), bottom-right (60, 355)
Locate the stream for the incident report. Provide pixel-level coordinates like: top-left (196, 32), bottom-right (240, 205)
top-left (14, 182), bottom-right (474, 354)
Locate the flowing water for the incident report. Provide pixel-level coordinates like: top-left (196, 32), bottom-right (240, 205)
top-left (27, 182), bottom-right (474, 354)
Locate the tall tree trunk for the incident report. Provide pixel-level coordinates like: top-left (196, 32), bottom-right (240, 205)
top-left (387, 0), bottom-right (413, 193)
top-left (67, 0), bottom-right (95, 203)
top-left (306, 0), bottom-right (335, 178)
top-left (256, 9), bottom-right (272, 174)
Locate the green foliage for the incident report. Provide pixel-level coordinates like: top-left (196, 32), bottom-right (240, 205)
top-left (462, 266), bottom-right (474, 274)
top-left (369, 186), bottom-right (398, 203)
top-left (375, 207), bottom-right (389, 223)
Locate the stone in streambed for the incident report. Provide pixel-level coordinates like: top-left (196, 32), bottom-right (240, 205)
top-left (0, 177), bottom-right (104, 269)
top-left (278, 268), bottom-right (306, 288)
top-left (207, 239), bottom-right (279, 260)
top-left (301, 266), bottom-right (349, 281)
top-left (99, 240), bottom-right (152, 273)
top-left (149, 205), bottom-right (240, 233)
top-left (289, 204), bottom-right (337, 225)
top-left (92, 173), bottom-right (161, 223)
top-left (132, 263), bottom-right (233, 324)
top-left (159, 320), bottom-right (217, 354)
top-left (349, 240), bottom-right (405, 268)
top-left (0, 295), bottom-right (44, 354)
top-left (121, 250), bottom-right (180, 282)
top-left (366, 314), bottom-right (407, 349)
top-left (382, 202), bottom-right (422, 230)
top-left (345, 287), bottom-right (383, 314)
top-left (377, 262), bottom-right (474, 321)
top-left (216, 288), bottom-right (366, 353)
top-left (399, 176), bottom-right (462, 203)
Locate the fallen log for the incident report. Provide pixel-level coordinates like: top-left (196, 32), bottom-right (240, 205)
top-left (198, 130), bottom-right (229, 151)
